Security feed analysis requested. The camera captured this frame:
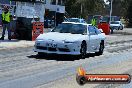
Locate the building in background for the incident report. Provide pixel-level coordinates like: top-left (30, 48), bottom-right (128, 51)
top-left (44, 0), bottom-right (65, 27)
top-left (0, 0), bottom-right (65, 27)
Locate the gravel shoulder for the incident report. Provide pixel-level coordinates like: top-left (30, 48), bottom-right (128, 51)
top-left (0, 40), bottom-right (35, 50)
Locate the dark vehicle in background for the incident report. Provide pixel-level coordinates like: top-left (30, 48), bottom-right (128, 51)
top-left (93, 15), bottom-right (102, 25)
top-left (102, 16), bottom-right (121, 34)
top-left (87, 15), bottom-right (102, 25)
top-left (44, 19), bottom-right (55, 28)
top-left (102, 16), bottom-right (120, 23)
top-left (65, 18), bottom-right (86, 23)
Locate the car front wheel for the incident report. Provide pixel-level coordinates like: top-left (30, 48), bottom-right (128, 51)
top-left (38, 52), bottom-right (43, 56)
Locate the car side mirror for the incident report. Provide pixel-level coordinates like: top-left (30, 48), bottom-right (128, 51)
top-left (99, 29), bottom-right (104, 33)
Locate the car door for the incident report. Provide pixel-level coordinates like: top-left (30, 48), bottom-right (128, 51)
top-left (94, 27), bottom-right (103, 50)
top-left (88, 26), bottom-right (100, 52)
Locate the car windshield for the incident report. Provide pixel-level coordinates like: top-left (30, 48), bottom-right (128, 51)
top-left (69, 19), bottom-right (80, 22)
top-left (51, 23), bottom-right (87, 34)
top-left (111, 22), bottom-right (119, 24)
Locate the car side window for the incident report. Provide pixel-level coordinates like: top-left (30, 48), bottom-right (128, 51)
top-left (94, 27), bottom-right (101, 34)
top-left (88, 26), bottom-right (97, 35)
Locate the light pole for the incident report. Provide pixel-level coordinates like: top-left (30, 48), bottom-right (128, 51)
top-left (81, 3), bottom-right (82, 18)
top-left (109, 0), bottom-right (113, 23)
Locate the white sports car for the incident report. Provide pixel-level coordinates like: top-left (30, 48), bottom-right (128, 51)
top-left (34, 22), bottom-right (106, 58)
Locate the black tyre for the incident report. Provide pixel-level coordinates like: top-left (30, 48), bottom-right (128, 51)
top-left (80, 42), bottom-right (87, 59)
top-left (76, 76), bottom-right (87, 85)
top-left (110, 29), bottom-right (114, 34)
top-left (120, 26), bottom-right (123, 30)
top-left (38, 52), bottom-right (44, 56)
top-left (96, 42), bottom-right (104, 55)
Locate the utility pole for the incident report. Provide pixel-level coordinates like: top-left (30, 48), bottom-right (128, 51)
top-left (80, 3), bottom-right (82, 18)
top-left (10, 1), bottom-right (12, 6)
top-left (109, 0), bottom-right (113, 23)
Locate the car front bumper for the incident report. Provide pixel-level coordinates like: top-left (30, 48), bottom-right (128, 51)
top-left (110, 26), bottom-right (119, 30)
top-left (34, 48), bottom-right (80, 55)
top-left (34, 41), bottom-right (81, 55)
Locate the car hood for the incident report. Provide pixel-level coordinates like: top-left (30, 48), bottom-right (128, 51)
top-left (110, 24), bottom-right (120, 26)
top-left (36, 32), bottom-right (84, 42)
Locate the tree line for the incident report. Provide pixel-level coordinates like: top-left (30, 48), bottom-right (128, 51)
top-left (65, 0), bottom-right (132, 26)
top-left (65, 0), bottom-right (105, 18)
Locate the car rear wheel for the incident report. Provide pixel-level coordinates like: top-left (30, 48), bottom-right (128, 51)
top-left (110, 28), bottom-right (114, 34)
top-left (120, 26), bottom-right (123, 30)
top-left (96, 42), bottom-right (104, 55)
top-left (80, 42), bottom-right (87, 59)
top-left (38, 52), bottom-right (46, 56)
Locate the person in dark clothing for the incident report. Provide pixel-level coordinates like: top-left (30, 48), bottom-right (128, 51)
top-left (0, 5), bottom-right (11, 40)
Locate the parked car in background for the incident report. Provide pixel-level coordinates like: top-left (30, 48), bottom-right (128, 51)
top-left (65, 18), bottom-right (87, 23)
top-left (110, 21), bottom-right (124, 30)
top-left (44, 19), bottom-right (55, 28)
top-left (93, 15), bottom-right (102, 25)
top-left (34, 22), bottom-right (106, 59)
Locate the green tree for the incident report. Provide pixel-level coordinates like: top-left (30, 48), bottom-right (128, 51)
top-left (120, 0), bottom-right (130, 17)
top-left (65, 0), bottom-right (81, 17)
top-left (126, 0), bottom-right (132, 27)
top-left (65, 0), bottom-right (105, 18)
